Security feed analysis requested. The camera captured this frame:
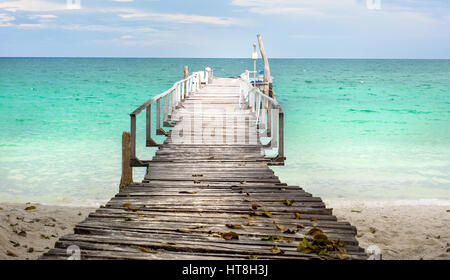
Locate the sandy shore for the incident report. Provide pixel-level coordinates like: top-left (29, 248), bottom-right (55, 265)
top-left (327, 199), bottom-right (450, 260)
top-left (1, 201), bottom-right (449, 260)
top-left (0, 203), bottom-right (96, 260)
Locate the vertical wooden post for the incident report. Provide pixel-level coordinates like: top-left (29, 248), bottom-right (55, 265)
top-left (250, 90), bottom-right (255, 112)
top-left (205, 67), bottom-right (213, 84)
top-left (175, 85), bottom-right (179, 105)
top-left (145, 105), bottom-right (158, 146)
top-left (146, 105), bottom-right (151, 146)
top-left (183, 66), bottom-right (189, 98)
top-left (120, 132), bottom-right (133, 192)
top-left (257, 34), bottom-right (272, 83)
top-left (271, 107), bottom-right (278, 149)
top-left (267, 104), bottom-right (272, 137)
top-left (130, 115), bottom-right (136, 159)
top-left (156, 99), bottom-right (167, 135)
top-left (257, 34), bottom-right (272, 96)
top-left (169, 89), bottom-right (174, 116)
top-left (278, 107), bottom-right (284, 161)
top-left (163, 94), bottom-right (169, 125)
top-left (257, 94), bottom-right (261, 127)
top-left (156, 99), bottom-right (161, 131)
top-left (260, 98), bottom-right (267, 129)
top-left (183, 66), bottom-right (189, 79)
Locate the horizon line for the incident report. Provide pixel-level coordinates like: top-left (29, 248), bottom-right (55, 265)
top-left (1, 56), bottom-right (449, 60)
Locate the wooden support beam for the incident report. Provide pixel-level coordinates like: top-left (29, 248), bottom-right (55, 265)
top-left (163, 94), bottom-right (168, 125)
top-left (271, 107), bottom-right (278, 150)
top-left (257, 34), bottom-right (273, 97)
top-left (156, 99), bottom-right (168, 135)
top-left (267, 104), bottom-right (272, 137)
top-left (183, 66), bottom-right (189, 78)
top-left (146, 105), bottom-right (158, 147)
top-left (119, 132), bottom-right (133, 192)
top-left (130, 115), bottom-right (136, 160)
top-left (277, 108), bottom-right (285, 162)
top-left (205, 67), bottom-right (213, 84)
top-left (257, 34), bottom-right (272, 84)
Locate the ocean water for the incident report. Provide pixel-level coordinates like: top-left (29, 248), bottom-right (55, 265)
top-left (0, 58), bottom-right (449, 204)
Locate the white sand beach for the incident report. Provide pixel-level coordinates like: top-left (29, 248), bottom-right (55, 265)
top-left (1, 200), bottom-right (449, 260)
top-left (327, 199), bottom-right (450, 260)
top-left (0, 203), bottom-right (95, 260)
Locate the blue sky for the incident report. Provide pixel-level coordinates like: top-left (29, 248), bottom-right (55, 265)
top-left (0, 0), bottom-right (449, 58)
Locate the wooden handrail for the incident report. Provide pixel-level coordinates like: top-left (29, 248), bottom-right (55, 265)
top-left (239, 70), bottom-right (285, 165)
top-left (128, 67), bottom-right (284, 167)
top-left (129, 69), bottom-right (205, 166)
top-left (131, 72), bottom-right (202, 116)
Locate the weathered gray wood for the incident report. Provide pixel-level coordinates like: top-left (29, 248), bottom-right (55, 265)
top-left (119, 132), bottom-right (132, 192)
top-left (130, 115), bottom-right (136, 160)
top-left (42, 76), bottom-right (365, 260)
top-left (145, 105), bottom-right (158, 147)
top-left (277, 108), bottom-right (285, 162)
top-left (257, 34), bottom-right (272, 84)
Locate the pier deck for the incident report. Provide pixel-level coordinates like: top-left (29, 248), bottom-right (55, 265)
top-left (41, 74), bottom-right (366, 260)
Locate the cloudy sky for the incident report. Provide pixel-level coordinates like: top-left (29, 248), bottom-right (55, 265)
top-left (0, 0), bottom-right (449, 58)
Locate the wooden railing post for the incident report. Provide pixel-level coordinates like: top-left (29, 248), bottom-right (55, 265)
top-left (250, 90), bottom-right (255, 112)
top-left (156, 99), bottom-right (167, 135)
top-left (181, 81), bottom-right (185, 100)
top-left (257, 34), bottom-right (272, 96)
top-left (278, 107), bottom-right (284, 161)
top-left (146, 105), bottom-right (158, 146)
top-left (146, 105), bottom-right (151, 146)
top-left (205, 67), bottom-right (213, 84)
top-left (256, 94), bottom-right (261, 126)
top-left (183, 66), bottom-right (189, 98)
top-left (267, 104), bottom-right (272, 137)
top-left (169, 89), bottom-right (174, 117)
top-left (130, 115), bottom-right (136, 160)
top-left (120, 132), bottom-right (133, 192)
top-left (260, 98), bottom-right (267, 129)
top-left (271, 106), bottom-right (278, 149)
top-left (163, 94), bottom-right (169, 126)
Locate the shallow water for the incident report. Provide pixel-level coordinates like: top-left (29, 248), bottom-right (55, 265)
top-left (0, 58), bottom-right (449, 203)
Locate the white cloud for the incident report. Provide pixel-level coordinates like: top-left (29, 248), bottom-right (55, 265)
top-left (0, 0), bottom-right (67, 12)
top-left (17, 23), bottom-right (47, 28)
top-left (119, 12), bottom-right (240, 25)
top-left (0, 12), bottom-right (15, 26)
top-left (231, 0), bottom-right (448, 21)
top-left (61, 24), bottom-right (158, 34)
top-left (91, 37), bottom-right (168, 48)
top-left (289, 34), bottom-right (323, 39)
top-left (231, 0), bottom-right (449, 29)
top-left (231, 0), bottom-right (358, 16)
top-left (28, 14), bottom-right (57, 19)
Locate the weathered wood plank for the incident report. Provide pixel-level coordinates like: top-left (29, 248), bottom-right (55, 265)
top-left (41, 77), bottom-right (366, 260)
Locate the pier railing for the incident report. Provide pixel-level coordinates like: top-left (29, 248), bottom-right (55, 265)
top-left (239, 70), bottom-right (285, 165)
top-left (128, 67), bottom-right (284, 167)
top-left (129, 70), bottom-right (207, 166)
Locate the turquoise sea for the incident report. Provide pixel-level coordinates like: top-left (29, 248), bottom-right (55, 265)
top-left (0, 58), bottom-right (449, 204)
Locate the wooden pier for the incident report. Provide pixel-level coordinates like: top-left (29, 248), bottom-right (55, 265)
top-left (41, 68), bottom-right (367, 260)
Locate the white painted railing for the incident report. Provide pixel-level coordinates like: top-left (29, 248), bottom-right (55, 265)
top-left (239, 70), bottom-right (285, 165)
top-left (129, 70), bottom-right (207, 166)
